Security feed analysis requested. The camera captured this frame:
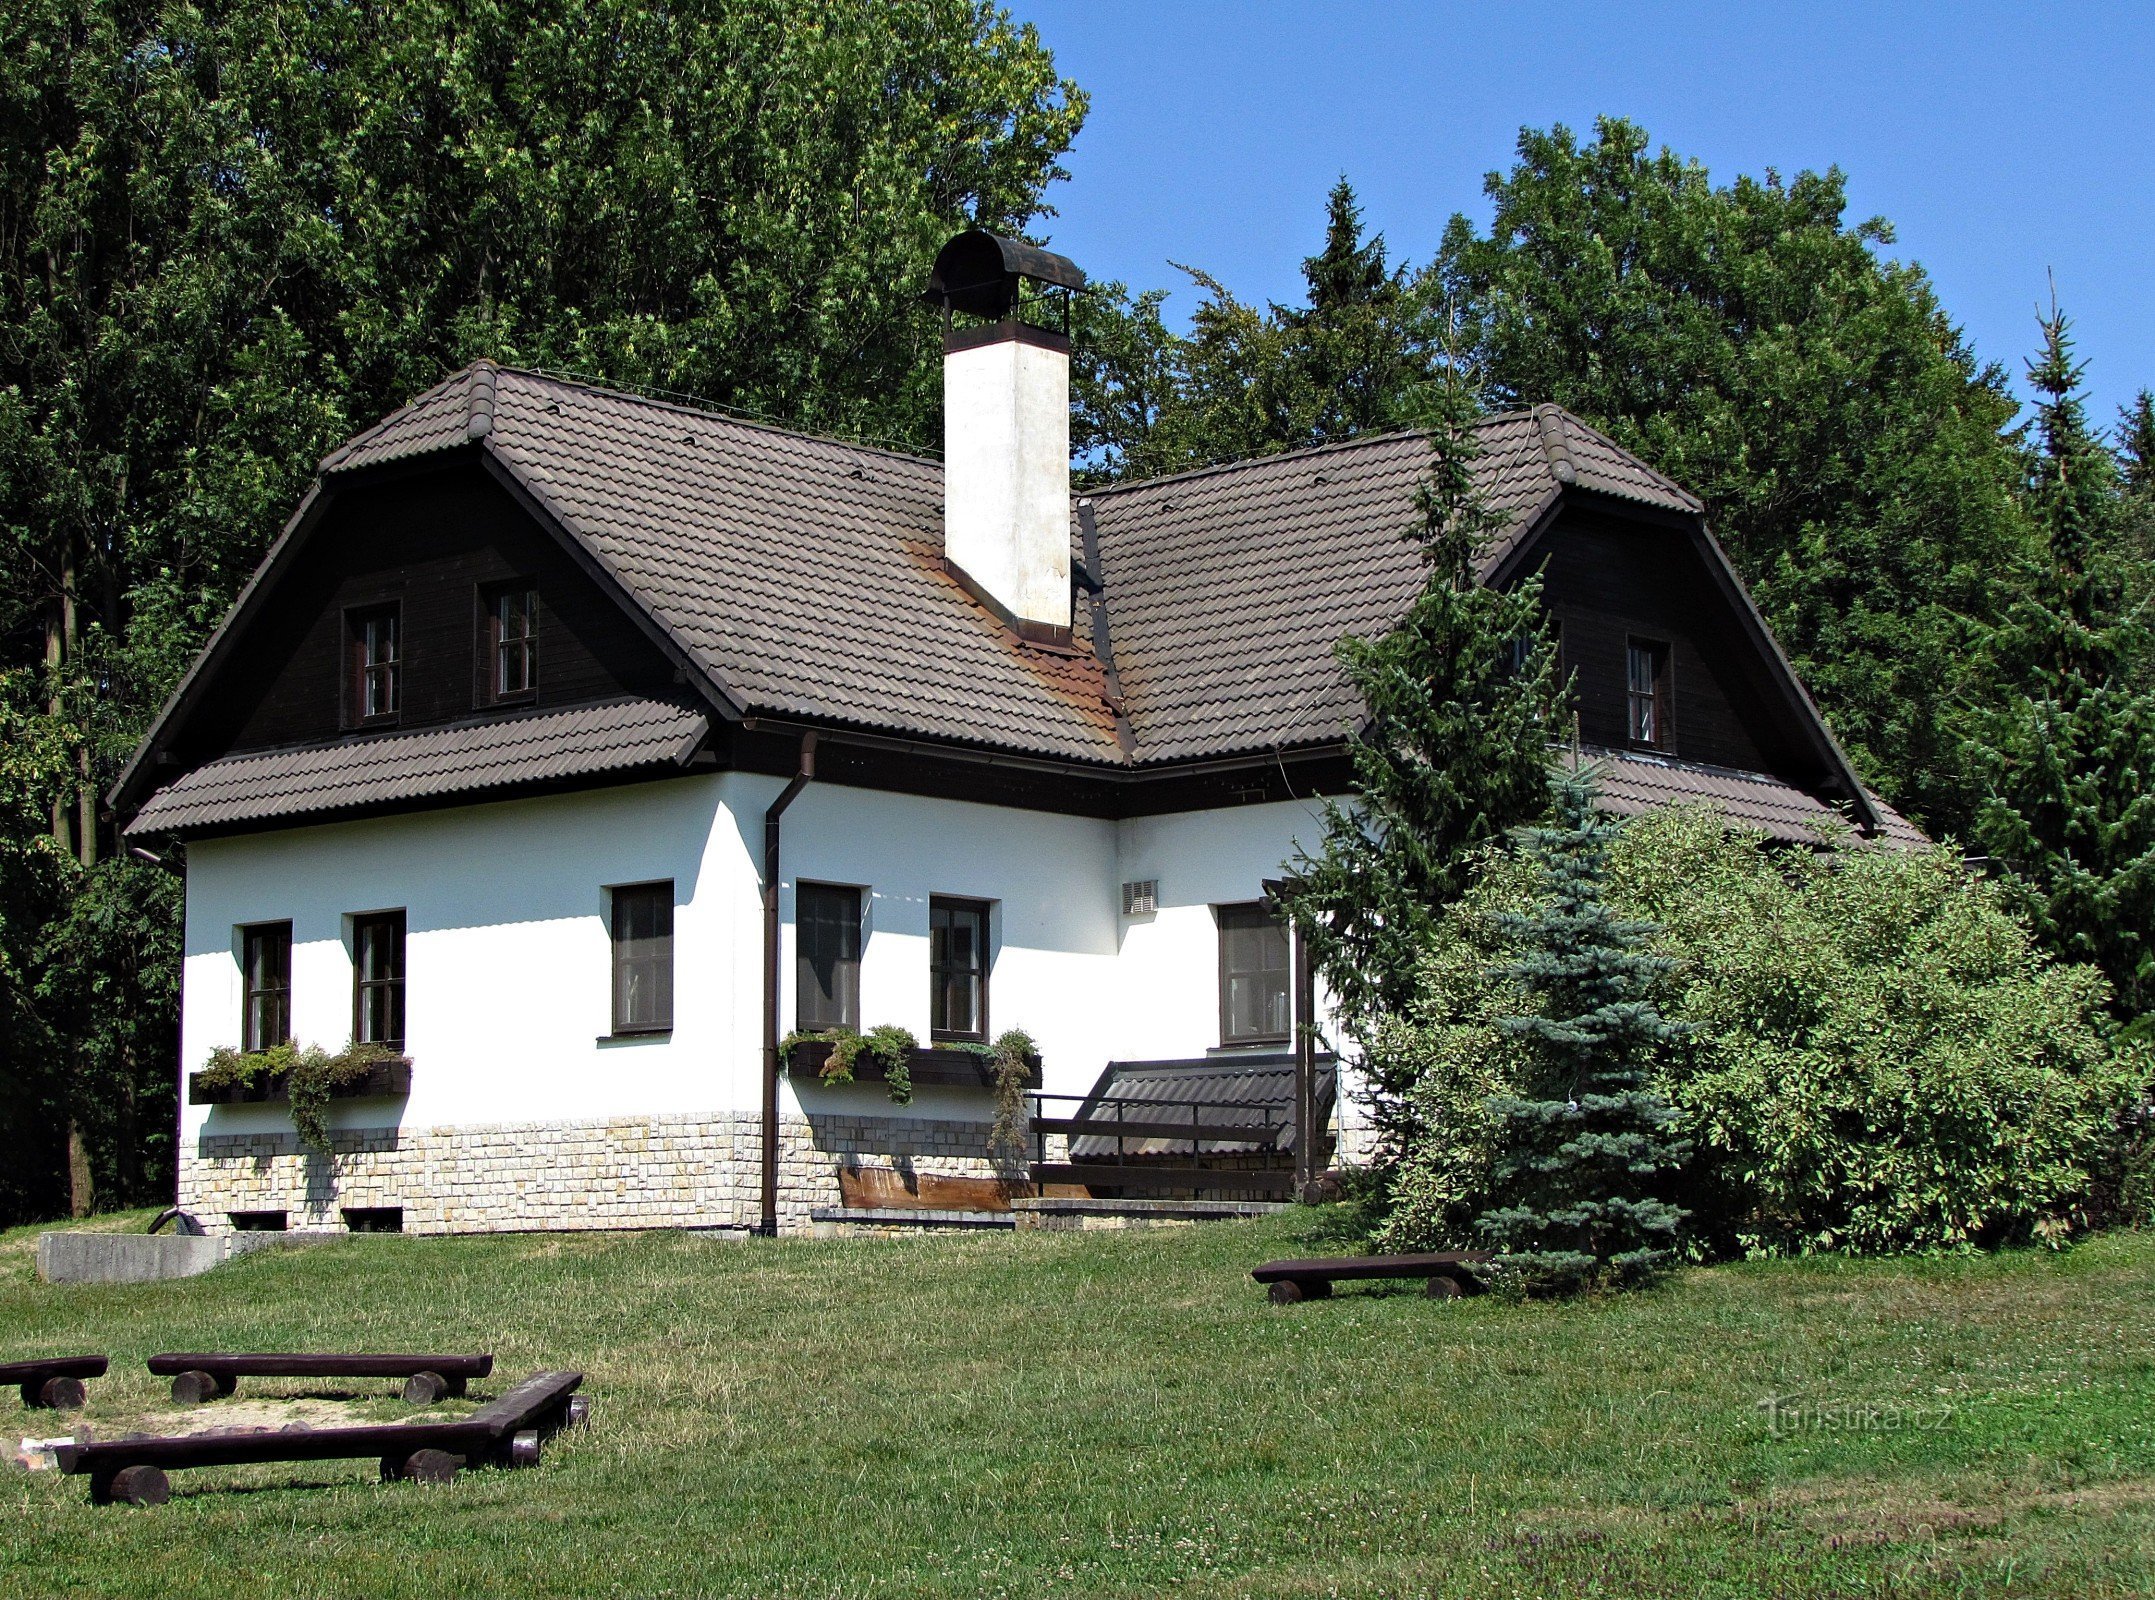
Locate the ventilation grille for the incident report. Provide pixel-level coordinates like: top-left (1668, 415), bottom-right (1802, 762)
top-left (1121, 879), bottom-right (1158, 916)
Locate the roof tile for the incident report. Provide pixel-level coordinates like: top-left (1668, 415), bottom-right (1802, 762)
top-left (129, 698), bottom-right (705, 835)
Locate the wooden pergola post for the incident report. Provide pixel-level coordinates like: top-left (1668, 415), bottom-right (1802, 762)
top-left (1292, 921), bottom-right (1317, 1201)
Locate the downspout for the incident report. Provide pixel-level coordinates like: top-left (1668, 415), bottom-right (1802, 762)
top-left (761, 732), bottom-right (817, 1235)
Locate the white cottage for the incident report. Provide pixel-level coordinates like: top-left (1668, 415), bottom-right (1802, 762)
top-left (114, 232), bottom-right (1916, 1236)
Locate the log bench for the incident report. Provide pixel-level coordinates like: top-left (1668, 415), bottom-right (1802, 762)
top-left (2, 1355), bottom-right (108, 1411)
top-left (1252, 1252), bottom-right (1495, 1304)
top-left (56, 1368), bottom-right (587, 1505)
top-left (145, 1351), bottom-right (494, 1406)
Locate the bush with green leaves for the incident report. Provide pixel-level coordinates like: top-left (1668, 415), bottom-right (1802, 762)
top-left (1374, 805), bottom-right (2151, 1257)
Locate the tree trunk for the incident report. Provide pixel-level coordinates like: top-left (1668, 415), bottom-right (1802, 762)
top-left (67, 1118), bottom-right (95, 1218)
top-left (116, 1040), bottom-right (139, 1206)
top-left (44, 607), bottom-right (67, 849)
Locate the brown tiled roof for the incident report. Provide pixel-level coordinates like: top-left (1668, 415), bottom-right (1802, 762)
top-left (315, 369), bottom-right (1707, 769)
top-left (1080, 408), bottom-right (1701, 764)
top-left (128, 699), bottom-right (706, 835)
top-left (344, 365), bottom-right (1125, 764)
top-left (1584, 748), bottom-right (1926, 848)
top-left (125, 365), bottom-right (1907, 840)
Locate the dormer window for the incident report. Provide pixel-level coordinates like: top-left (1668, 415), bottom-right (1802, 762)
top-left (481, 583), bottom-right (538, 704)
top-left (1627, 637), bottom-right (1671, 749)
top-left (348, 605), bottom-right (401, 726)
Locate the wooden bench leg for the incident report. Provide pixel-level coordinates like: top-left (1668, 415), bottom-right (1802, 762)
top-left (1268, 1279), bottom-right (1332, 1304)
top-left (169, 1370), bottom-right (236, 1405)
top-left (94, 1465), bottom-right (171, 1507)
top-left (385, 1447), bottom-right (460, 1486)
top-left (36, 1375), bottom-right (87, 1410)
top-left (402, 1371), bottom-right (448, 1406)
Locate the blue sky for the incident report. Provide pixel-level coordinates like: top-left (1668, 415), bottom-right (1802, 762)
top-left (1011, 1), bottom-right (2154, 430)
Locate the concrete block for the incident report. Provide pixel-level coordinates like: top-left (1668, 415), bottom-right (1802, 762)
top-left (38, 1231), bottom-right (232, 1284)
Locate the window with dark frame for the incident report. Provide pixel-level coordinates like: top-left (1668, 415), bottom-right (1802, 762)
top-left (352, 910), bottom-right (406, 1049)
top-left (1218, 901), bottom-right (1292, 1046)
top-left (348, 604), bottom-right (401, 724)
top-left (609, 882), bottom-right (674, 1036)
top-left (481, 583), bottom-right (539, 704)
top-left (796, 882), bottom-right (862, 1032)
top-left (929, 897), bottom-right (990, 1041)
top-left (1627, 637), bottom-right (1672, 749)
top-left (240, 922), bottom-right (292, 1053)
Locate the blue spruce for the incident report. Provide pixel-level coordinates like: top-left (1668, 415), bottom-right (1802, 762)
top-left (1475, 763), bottom-right (1689, 1292)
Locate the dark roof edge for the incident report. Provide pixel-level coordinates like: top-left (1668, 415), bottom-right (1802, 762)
top-left (1484, 497), bottom-right (1882, 836)
top-left (107, 480), bottom-right (335, 816)
top-left (1682, 516), bottom-right (1883, 832)
top-left (472, 450), bottom-right (749, 723)
top-left (109, 434), bottom-right (751, 824)
top-left (739, 711), bottom-right (1346, 782)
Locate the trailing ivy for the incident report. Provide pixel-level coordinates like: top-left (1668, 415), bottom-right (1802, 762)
top-left (195, 1040), bottom-right (396, 1158)
top-left (987, 1029), bottom-right (1038, 1174)
top-left (779, 1025), bottom-right (919, 1105)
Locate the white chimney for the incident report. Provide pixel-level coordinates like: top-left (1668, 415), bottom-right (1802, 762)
top-left (925, 231), bottom-right (1084, 637)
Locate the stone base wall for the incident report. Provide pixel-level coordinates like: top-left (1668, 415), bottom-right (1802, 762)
top-left (178, 1109), bottom-right (1015, 1237)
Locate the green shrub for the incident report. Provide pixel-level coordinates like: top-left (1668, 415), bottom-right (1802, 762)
top-left (1374, 806), bottom-right (2152, 1256)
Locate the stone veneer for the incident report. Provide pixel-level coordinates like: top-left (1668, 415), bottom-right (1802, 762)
top-left (178, 1109), bottom-right (1020, 1237)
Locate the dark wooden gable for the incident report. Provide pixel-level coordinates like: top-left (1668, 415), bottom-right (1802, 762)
top-left (1529, 505), bottom-right (1836, 788)
top-left (165, 462), bottom-right (684, 771)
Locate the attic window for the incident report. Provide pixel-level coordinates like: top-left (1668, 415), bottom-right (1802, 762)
top-left (1627, 638), bottom-right (1672, 749)
top-left (480, 583), bottom-right (538, 705)
top-left (348, 605), bottom-right (401, 726)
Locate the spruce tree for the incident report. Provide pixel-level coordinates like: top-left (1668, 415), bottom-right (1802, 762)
top-left (1969, 306), bottom-right (2155, 1023)
top-left (1281, 368), bottom-right (1564, 1107)
top-left (1474, 764), bottom-right (1688, 1293)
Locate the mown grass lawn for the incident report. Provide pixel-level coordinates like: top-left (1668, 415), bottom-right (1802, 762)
top-left (2, 1209), bottom-right (2152, 1599)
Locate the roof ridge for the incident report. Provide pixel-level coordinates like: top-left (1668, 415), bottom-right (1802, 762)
top-left (319, 367), bottom-right (476, 472)
top-left (495, 366), bottom-right (944, 471)
top-left (1529, 403), bottom-right (1701, 508)
top-left (1532, 403), bottom-right (1579, 486)
top-left (1080, 409), bottom-right (1559, 501)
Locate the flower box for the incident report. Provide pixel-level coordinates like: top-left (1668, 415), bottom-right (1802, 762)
top-left (188, 1058), bottom-right (413, 1107)
top-left (786, 1040), bottom-right (1041, 1091)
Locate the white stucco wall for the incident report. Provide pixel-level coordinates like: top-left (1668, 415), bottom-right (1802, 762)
top-left (178, 770), bottom-right (1354, 1218)
top-left (766, 778), bottom-right (1119, 1115)
top-left (1110, 798), bottom-right (1337, 1062)
top-left (179, 775), bottom-right (760, 1149)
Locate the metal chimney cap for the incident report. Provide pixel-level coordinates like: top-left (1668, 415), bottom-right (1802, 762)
top-left (922, 229), bottom-right (1085, 318)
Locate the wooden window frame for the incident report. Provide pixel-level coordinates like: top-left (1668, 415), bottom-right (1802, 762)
top-left (351, 910), bottom-right (407, 1051)
top-left (607, 881), bottom-right (674, 1037)
top-left (1217, 900), bottom-right (1292, 1048)
top-left (1626, 636), bottom-right (1673, 750)
top-left (478, 581), bottom-right (539, 707)
top-left (346, 603), bottom-right (402, 728)
top-left (928, 896), bottom-right (991, 1043)
top-left (240, 921), bottom-right (293, 1054)
top-left (795, 881), bottom-right (863, 1033)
